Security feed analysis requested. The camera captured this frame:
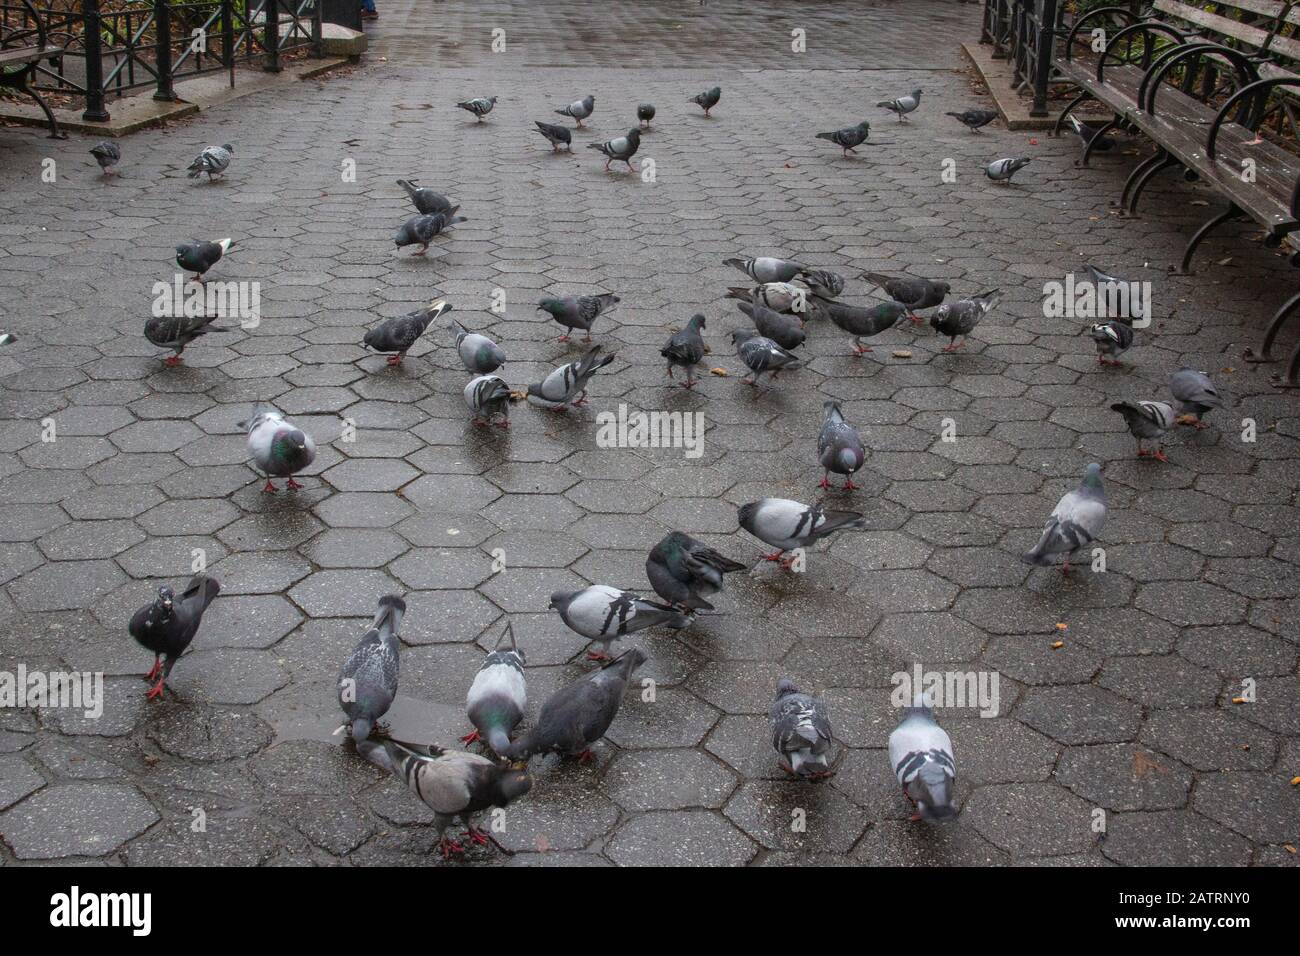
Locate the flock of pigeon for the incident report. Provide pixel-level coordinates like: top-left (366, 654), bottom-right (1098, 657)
top-left (97, 80), bottom-right (1230, 860)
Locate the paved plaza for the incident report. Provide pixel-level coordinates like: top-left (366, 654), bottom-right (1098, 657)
top-left (0, 0), bottom-right (1296, 865)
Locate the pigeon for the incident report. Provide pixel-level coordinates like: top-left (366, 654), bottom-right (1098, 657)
top-left (538, 293), bottom-right (619, 342)
top-left (1085, 264), bottom-right (1147, 324)
top-left (450, 319), bottom-right (506, 374)
top-left (394, 209), bottom-right (466, 255)
top-left (1021, 462), bottom-right (1107, 573)
top-left (660, 313), bottom-right (707, 388)
top-left (457, 95), bottom-right (497, 121)
top-left (588, 128), bottom-right (641, 171)
top-left (463, 625), bottom-right (526, 755)
top-left (526, 345), bottom-right (615, 408)
top-left (128, 574), bottom-right (221, 700)
top-left (862, 272), bottom-right (949, 323)
top-left (175, 238), bottom-right (231, 283)
top-left (738, 301), bottom-right (806, 351)
top-left (724, 256), bottom-right (806, 284)
top-left (731, 328), bottom-right (802, 387)
top-left (688, 85), bottom-right (721, 116)
top-left (818, 401), bottom-right (866, 491)
top-left (1089, 320), bottom-right (1133, 366)
top-left (726, 283), bottom-right (809, 315)
top-left (986, 157), bottom-right (1032, 184)
top-left (637, 103), bottom-right (656, 128)
top-left (646, 531), bottom-right (746, 611)
top-left (1068, 114), bottom-right (1116, 151)
top-left (823, 299), bottom-right (908, 354)
top-left (238, 404), bottom-right (317, 493)
top-left (464, 374), bottom-right (512, 429)
top-left (357, 738), bottom-right (531, 859)
top-left (186, 143), bottom-right (233, 180)
top-left (397, 179), bottom-right (454, 216)
top-left (738, 498), bottom-right (866, 567)
top-left (799, 269), bottom-right (845, 300)
top-left (550, 585), bottom-right (691, 660)
top-left (0, 333), bottom-right (16, 347)
top-left (336, 594), bottom-right (404, 743)
top-left (878, 88), bottom-right (921, 121)
top-left (815, 121), bottom-right (871, 156)
top-left (930, 289), bottom-right (999, 352)
top-left (555, 94), bottom-right (595, 127)
top-left (946, 108), bottom-right (999, 132)
top-left (889, 693), bottom-right (958, 821)
top-left (770, 679), bottom-right (833, 778)
top-left (533, 121), bottom-right (572, 151)
top-left (1111, 400), bottom-right (1176, 462)
top-left (501, 649), bottom-right (647, 763)
top-left (1169, 368), bottom-right (1224, 429)
top-left (364, 298), bottom-right (452, 365)
top-left (144, 313), bottom-right (224, 367)
top-left (90, 140), bottom-right (120, 175)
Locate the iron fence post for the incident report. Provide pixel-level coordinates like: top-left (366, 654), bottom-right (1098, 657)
top-left (154, 0), bottom-right (176, 101)
top-left (81, 0), bottom-right (110, 121)
top-left (222, 0), bottom-right (235, 86)
top-left (312, 0), bottom-right (323, 57)
top-left (1030, 0), bottom-right (1058, 117)
top-left (264, 0), bottom-right (281, 71)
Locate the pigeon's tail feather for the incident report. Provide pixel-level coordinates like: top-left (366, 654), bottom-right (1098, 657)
top-left (815, 131), bottom-right (837, 142)
top-left (724, 286), bottom-right (753, 302)
top-left (576, 347), bottom-right (615, 381)
top-left (818, 510), bottom-right (866, 536)
top-left (375, 594), bottom-right (406, 637)
top-left (217, 238), bottom-right (233, 254)
top-left (862, 272), bottom-right (893, 288)
top-left (1020, 536), bottom-right (1050, 566)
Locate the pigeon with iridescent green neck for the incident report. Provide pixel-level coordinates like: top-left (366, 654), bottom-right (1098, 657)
top-left (336, 594), bottom-right (404, 743)
top-left (238, 404), bottom-right (317, 493)
top-left (463, 625), bottom-right (526, 755)
top-left (646, 531), bottom-right (746, 611)
top-left (450, 319), bottom-right (505, 373)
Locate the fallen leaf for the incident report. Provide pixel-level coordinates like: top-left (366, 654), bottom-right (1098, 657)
top-left (1291, 776), bottom-right (1300, 786)
top-left (709, 367), bottom-right (729, 376)
top-left (1285, 845), bottom-right (1297, 854)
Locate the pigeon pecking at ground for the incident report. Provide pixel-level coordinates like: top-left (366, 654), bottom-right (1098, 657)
top-left (737, 300), bottom-right (806, 351)
top-left (724, 256), bottom-right (806, 284)
top-left (533, 121), bottom-right (573, 151)
top-left (946, 108), bottom-right (998, 132)
top-left (1169, 367), bottom-right (1224, 428)
top-left (738, 498), bottom-right (866, 568)
top-left (1021, 462), bottom-right (1107, 573)
top-left (688, 85), bottom-right (721, 116)
top-left (770, 679), bottom-right (834, 779)
top-left (646, 531), bottom-right (747, 611)
top-left (450, 318), bottom-right (506, 374)
top-left (726, 282), bottom-right (810, 315)
top-left (526, 345), bottom-right (615, 409)
top-left (889, 693), bottom-right (958, 821)
top-left (1111, 400), bottom-right (1176, 462)
top-left (930, 289), bottom-right (999, 352)
top-left (818, 401), bottom-right (866, 491)
top-left (144, 313), bottom-right (224, 367)
top-left (90, 140), bottom-right (121, 176)
top-left (238, 404), bottom-right (317, 493)
top-left (1068, 115), bottom-right (1116, 152)
top-left (823, 299), bottom-right (908, 354)
top-left (660, 313), bottom-right (707, 388)
top-left (1089, 320), bottom-right (1134, 366)
top-left (397, 179), bottom-right (455, 216)
top-left (555, 94), bottom-right (595, 127)
top-left (464, 374), bottom-right (512, 429)
top-left (550, 585), bottom-right (691, 660)
top-left (731, 328), bottom-right (803, 387)
top-left (799, 268), bottom-right (846, 300)
top-left (463, 624), bottom-right (526, 755)
top-left (456, 95), bottom-right (497, 121)
top-left (364, 298), bottom-right (452, 366)
top-left (986, 157), bottom-right (1032, 184)
top-left (186, 143), bottom-right (233, 180)
top-left (538, 293), bottom-right (619, 342)
top-left (877, 88), bottom-right (921, 121)
top-left (128, 574), bottom-right (221, 701)
top-left (862, 271), bottom-right (949, 323)
top-left (637, 103), bottom-right (656, 128)
top-left (394, 209), bottom-right (466, 255)
top-left (336, 594), bottom-right (404, 743)
top-left (815, 120), bottom-right (872, 157)
top-left (588, 128), bottom-right (641, 172)
top-left (175, 238), bottom-right (232, 283)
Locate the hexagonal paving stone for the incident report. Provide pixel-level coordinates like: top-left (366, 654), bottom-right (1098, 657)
top-left (605, 810), bottom-right (757, 865)
top-left (0, 783), bottom-right (158, 859)
top-left (603, 749), bottom-right (738, 811)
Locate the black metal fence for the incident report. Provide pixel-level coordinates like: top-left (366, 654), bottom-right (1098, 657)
top-left (980, 0), bottom-right (1063, 117)
top-left (1, 0), bottom-right (322, 122)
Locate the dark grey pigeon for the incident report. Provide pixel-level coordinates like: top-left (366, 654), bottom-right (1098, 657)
top-left (660, 313), bottom-right (707, 388)
top-left (175, 238), bottom-right (231, 282)
top-left (551, 585), bottom-right (690, 660)
top-left (186, 144), bottom-right (232, 180)
top-left (724, 256), bottom-right (805, 284)
top-left (463, 624), bottom-right (526, 756)
top-left (815, 121), bottom-right (871, 156)
top-left (394, 209), bottom-right (466, 255)
top-left (889, 693), bottom-right (958, 821)
top-left (1021, 462), bottom-right (1107, 573)
top-left (501, 649), bottom-right (647, 762)
top-left (128, 574), bottom-right (221, 700)
top-left (818, 401), bottom-right (866, 491)
top-left (738, 497), bottom-right (865, 567)
top-left (689, 85), bottom-right (721, 116)
top-left (986, 157), bottom-right (1031, 184)
top-left (637, 103), bottom-right (656, 128)
top-left (946, 109), bottom-right (998, 132)
top-left (824, 300), bottom-right (908, 354)
top-left (450, 318), bottom-right (506, 374)
top-left (555, 94), bottom-right (595, 127)
top-left (538, 293), bottom-right (619, 342)
top-left (145, 313), bottom-right (224, 367)
top-left (397, 179), bottom-right (454, 216)
top-left (90, 140), bottom-right (121, 175)
top-left (1111, 400), bottom-right (1175, 462)
top-left (457, 95), bottom-right (497, 121)
top-left (770, 679), bottom-right (833, 778)
top-left (1090, 320), bottom-right (1133, 366)
top-left (738, 301), bottom-right (806, 351)
top-left (799, 268), bottom-right (845, 300)
top-left (862, 272), bottom-right (948, 323)
top-left (534, 121), bottom-right (572, 151)
top-left (527, 345), bottom-right (615, 408)
top-left (1169, 368), bottom-right (1224, 428)
top-left (930, 289), bottom-right (999, 352)
top-left (646, 531), bottom-right (746, 611)
top-left (588, 128), bottom-right (641, 171)
top-left (877, 88), bottom-right (921, 121)
top-left (336, 594), bottom-right (404, 743)
top-left (1084, 264), bottom-right (1148, 324)
top-left (1068, 115), bottom-right (1116, 151)
top-left (364, 298), bottom-right (452, 366)
top-left (732, 328), bottom-right (802, 388)
top-left (464, 374), bottom-right (512, 429)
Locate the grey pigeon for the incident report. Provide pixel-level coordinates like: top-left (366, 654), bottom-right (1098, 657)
top-left (738, 301), bottom-right (806, 351)
top-left (946, 108), bottom-right (998, 132)
top-left (555, 94), bottom-right (595, 127)
top-left (646, 531), bottom-right (746, 611)
top-left (450, 319), bottom-right (506, 373)
top-left (1089, 320), bottom-right (1134, 366)
top-left (1169, 367), bottom-right (1224, 428)
top-left (815, 121), bottom-right (871, 156)
top-left (1085, 264), bottom-right (1148, 324)
top-left (726, 282), bottom-right (809, 315)
top-left (238, 403), bottom-right (317, 493)
top-left (501, 649), bottom-right (647, 762)
top-left (464, 374), bottom-right (512, 429)
top-left (878, 88), bottom-right (921, 121)
top-left (818, 401), bottom-right (866, 491)
top-left (538, 293), bottom-right (619, 342)
top-left (724, 256), bottom-right (805, 284)
top-left (986, 157), bottom-right (1031, 184)
top-left (1111, 400), bottom-right (1175, 462)
top-left (862, 272), bottom-right (948, 322)
top-left (90, 140), bottom-right (120, 175)
top-left (534, 121), bottom-right (572, 151)
top-left (394, 209), bottom-right (466, 255)
top-left (732, 328), bottom-right (802, 387)
top-left (930, 289), bottom-right (999, 351)
top-left (824, 299), bottom-right (908, 354)
top-left (357, 738), bottom-right (531, 858)
top-left (457, 95), bottom-right (497, 121)
top-left (397, 179), bottom-right (454, 216)
top-left (128, 574), bottom-right (220, 700)
top-left (588, 128), bottom-right (641, 171)
top-left (770, 679), bottom-right (833, 778)
top-left (1021, 462), bottom-right (1107, 573)
top-left (688, 85), bottom-right (721, 116)
top-left (175, 238), bottom-right (231, 282)
top-left (336, 594), bottom-right (404, 743)
top-left (364, 298), bottom-right (452, 365)
top-left (660, 313), bottom-right (707, 389)
top-left (889, 693), bottom-right (958, 821)
top-left (738, 497), bottom-right (865, 567)
top-left (799, 268), bottom-right (845, 300)
top-left (463, 625), bottom-right (526, 756)
top-left (0, 333), bottom-right (16, 347)
top-left (1068, 114), bottom-right (1116, 151)
top-left (186, 143), bottom-right (232, 180)
top-left (527, 345), bottom-right (615, 408)
top-left (145, 313), bottom-right (224, 367)
top-left (550, 585), bottom-right (690, 660)
top-left (637, 103), bottom-right (656, 128)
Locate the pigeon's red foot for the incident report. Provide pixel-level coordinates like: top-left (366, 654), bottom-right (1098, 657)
top-left (145, 678), bottom-right (165, 701)
top-left (576, 749), bottom-right (596, 764)
top-left (262, 480), bottom-right (278, 493)
top-left (818, 476), bottom-right (833, 489)
top-left (386, 354), bottom-right (403, 366)
top-left (285, 478), bottom-right (304, 490)
top-left (909, 812), bottom-right (924, 822)
top-left (1153, 450), bottom-right (1169, 463)
top-left (1059, 561), bottom-right (1072, 575)
top-left (438, 837), bottom-right (466, 859)
top-left (908, 313), bottom-right (923, 324)
top-left (493, 419), bottom-right (511, 429)
top-left (741, 377), bottom-right (756, 386)
top-left (464, 827), bottom-right (491, 847)
top-left (842, 479), bottom-right (859, 491)
top-left (852, 345), bottom-right (873, 355)
top-left (145, 657), bottom-right (161, 681)
top-left (586, 650), bottom-right (612, 662)
top-left (472, 418), bottom-right (488, 428)
top-left (164, 355), bottom-right (183, 366)
top-left (761, 551), bottom-right (786, 562)
top-left (460, 730), bottom-right (480, 746)
top-left (680, 379), bottom-right (697, 389)
top-left (557, 335), bottom-right (570, 342)
top-left (412, 247), bottom-right (428, 256)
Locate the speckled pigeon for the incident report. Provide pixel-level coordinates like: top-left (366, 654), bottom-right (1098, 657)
top-left (732, 328), bottom-right (802, 387)
top-left (889, 693), bottom-right (958, 821)
top-left (555, 94), bottom-right (595, 127)
top-left (1111, 400), bottom-right (1175, 462)
top-left (930, 289), bottom-right (999, 351)
top-left (877, 88), bottom-right (921, 121)
top-left (986, 157), bottom-right (1031, 184)
top-left (238, 403), bottom-right (317, 493)
top-left (688, 85), bottom-right (721, 115)
top-left (175, 238), bottom-right (231, 282)
top-left (819, 401), bottom-right (866, 491)
top-left (738, 301), bottom-right (806, 351)
top-left (538, 293), bottom-right (619, 342)
top-left (724, 256), bottom-right (805, 284)
top-left (824, 299), bottom-right (908, 354)
top-left (450, 318), bottom-right (506, 374)
top-left (90, 140), bottom-right (120, 175)
top-left (186, 143), bottom-right (232, 180)
top-left (526, 345), bottom-right (615, 408)
top-left (464, 374), bottom-right (512, 429)
top-left (1021, 462), bottom-right (1107, 573)
top-left (738, 498), bottom-right (865, 567)
top-left (336, 594), bottom-right (404, 743)
top-left (145, 313), bottom-right (224, 367)
top-left (364, 298), bottom-right (452, 365)
top-left (463, 625), bottom-right (526, 755)
top-left (457, 95), bottom-right (497, 121)
top-left (397, 179), bottom-right (454, 216)
top-left (551, 585), bottom-right (690, 660)
top-left (394, 209), bottom-right (466, 255)
top-left (660, 313), bottom-right (707, 388)
top-left (588, 128), bottom-right (641, 171)
top-left (816, 121), bottom-right (871, 156)
top-left (534, 121), bottom-right (572, 151)
top-left (770, 679), bottom-right (833, 778)
top-left (862, 272), bottom-right (949, 323)
top-left (1089, 320), bottom-right (1133, 365)
top-left (637, 103), bottom-right (655, 128)
top-left (799, 268), bottom-right (845, 300)
top-left (946, 108), bottom-right (998, 132)
top-left (129, 574), bottom-right (220, 700)
top-left (1169, 367), bottom-right (1224, 428)
top-left (646, 531), bottom-right (746, 611)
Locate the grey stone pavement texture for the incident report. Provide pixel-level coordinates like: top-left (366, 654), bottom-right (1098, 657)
top-left (0, 0), bottom-right (1297, 867)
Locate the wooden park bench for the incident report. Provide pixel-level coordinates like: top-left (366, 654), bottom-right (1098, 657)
top-left (1, 0), bottom-right (66, 137)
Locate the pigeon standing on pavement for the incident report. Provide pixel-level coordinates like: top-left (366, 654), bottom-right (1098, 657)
top-left (732, 328), bottom-right (802, 387)
top-left (738, 498), bottom-right (866, 567)
top-left (824, 300), bottom-right (908, 354)
top-left (538, 293), bottom-right (619, 342)
top-left (724, 256), bottom-right (805, 284)
top-left (770, 679), bottom-right (833, 778)
top-left (1089, 320), bottom-right (1134, 366)
top-left (463, 625), bottom-right (526, 756)
top-left (128, 574), bottom-right (221, 700)
top-left (862, 272), bottom-right (949, 323)
top-left (526, 345), bottom-right (616, 409)
top-left (456, 95), bottom-right (497, 121)
top-left (930, 290), bottom-right (999, 352)
top-left (336, 595), bottom-right (405, 743)
top-left (175, 238), bottom-right (231, 283)
top-left (1021, 462), bottom-right (1107, 573)
top-left (186, 144), bottom-right (233, 180)
top-left (986, 157), bottom-right (1032, 184)
top-left (533, 121), bottom-right (573, 151)
top-left (394, 209), bottom-right (466, 255)
top-left (818, 401), bottom-right (866, 490)
top-left (144, 313), bottom-right (224, 367)
top-left (799, 268), bottom-right (845, 300)
top-left (588, 128), bottom-right (641, 171)
top-left (90, 140), bottom-right (121, 176)
top-left (397, 179), bottom-right (454, 216)
top-left (1068, 115), bottom-right (1116, 151)
top-left (1111, 400), bottom-right (1176, 462)
top-left (555, 94), bottom-right (595, 127)
top-left (688, 85), bottom-right (721, 116)
top-left (946, 108), bottom-right (999, 132)
top-left (815, 121), bottom-right (872, 157)
top-left (637, 103), bottom-right (656, 128)
top-left (550, 585), bottom-right (691, 660)
top-left (660, 313), bottom-right (707, 389)
top-left (364, 298), bottom-right (452, 366)
top-left (464, 374), bottom-right (512, 429)
top-left (238, 404), bottom-right (317, 493)
top-left (889, 693), bottom-right (958, 822)
top-left (738, 301), bottom-right (806, 351)
top-left (646, 531), bottom-right (747, 611)
top-left (1085, 264), bottom-right (1148, 324)
top-left (450, 319), bottom-right (506, 374)
top-left (878, 88), bottom-right (922, 121)
top-left (1169, 368), bottom-right (1224, 428)
top-left (726, 282), bottom-right (810, 315)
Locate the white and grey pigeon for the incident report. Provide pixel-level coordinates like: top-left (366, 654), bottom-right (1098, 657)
top-left (877, 88), bottom-right (921, 121)
top-left (1089, 320), bottom-right (1134, 366)
top-left (770, 679), bottom-right (833, 778)
top-left (336, 594), bottom-right (404, 743)
top-left (738, 498), bottom-right (866, 568)
top-left (526, 345), bottom-right (615, 409)
top-left (238, 404), bottom-right (317, 493)
top-left (1021, 462), bottom-right (1107, 573)
top-left (688, 85), bottom-right (721, 116)
top-left (588, 128), bottom-right (641, 171)
top-left (889, 693), bottom-right (958, 822)
top-left (538, 293), bottom-right (619, 342)
top-left (818, 401), bottom-right (866, 491)
top-left (502, 649), bottom-right (647, 763)
top-left (732, 328), bottom-right (802, 388)
top-left (986, 157), bottom-right (1032, 184)
top-left (451, 318), bottom-right (506, 374)
top-left (726, 282), bottom-right (809, 315)
top-left (90, 140), bottom-right (121, 176)
top-left (646, 531), bottom-right (747, 611)
top-left (550, 585), bottom-right (691, 661)
top-left (737, 301), bottom-right (806, 351)
top-left (364, 298), bottom-right (452, 366)
top-left (394, 209), bottom-right (466, 255)
top-left (397, 179), bottom-right (455, 216)
top-left (555, 94), bottom-right (595, 127)
top-left (724, 256), bottom-right (805, 284)
top-left (457, 95), bottom-right (497, 121)
top-left (186, 144), bottom-right (233, 181)
top-left (144, 313), bottom-right (224, 367)
top-left (464, 374), bottom-right (512, 429)
top-left (1111, 400), bottom-right (1175, 462)
top-left (815, 121), bottom-right (871, 156)
top-left (660, 313), bottom-right (707, 389)
top-left (175, 238), bottom-right (231, 283)
top-left (357, 738), bottom-right (531, 859)
top-left (462, 625), bottom-right (526, 756)
top-left (930, 289), bottom-right (999, 352)
top-left (534, 121), bottom-right (573, 151)
top-left (1169, 367), bottom-right (1224, 429)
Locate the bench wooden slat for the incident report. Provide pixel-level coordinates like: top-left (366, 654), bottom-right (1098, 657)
top-left (0, 45), bottom-right (57, 68)
top-left (1153, 0), bottom-right (1300, 61)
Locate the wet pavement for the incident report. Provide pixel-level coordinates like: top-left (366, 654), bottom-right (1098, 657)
top-left (0, 0), bottom-right (1296, 866)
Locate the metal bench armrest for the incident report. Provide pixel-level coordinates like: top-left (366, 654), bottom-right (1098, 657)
top-left (1140, 41), bottom-right (1258, 115)
top-left (1099, 21), bottom-right (1188, 82)
top-left (1062, 6), bottom-right (1137, 62)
